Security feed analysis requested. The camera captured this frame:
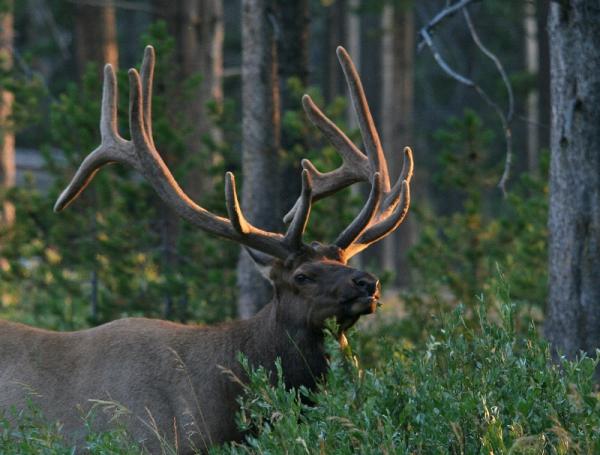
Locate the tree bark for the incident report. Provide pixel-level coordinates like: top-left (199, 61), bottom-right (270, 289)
top-left (74, 0), bottom-right (118, 79)
top-left (324, 0), bottom-right (347, 102)
top-left (380, 3), bottom-right (415, 287)
top-left (545, 0), bottom-right (600, 376)
top-left (0, 0), bottom-right (14, 227)
top-left (155, 0), bottom-right (224, 195)
top-left (274, 0), bottom-right (309, 223)
top-left (537, 0), bottom-right (551, 154)
top-left (238, 0), bottom-right (280, 318)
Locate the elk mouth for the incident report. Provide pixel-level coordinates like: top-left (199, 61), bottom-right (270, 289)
top-left (341, 293), bottom-right (381, 316)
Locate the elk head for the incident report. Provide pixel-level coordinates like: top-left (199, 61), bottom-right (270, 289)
top-left (54, 45), bottom-right (413, 335)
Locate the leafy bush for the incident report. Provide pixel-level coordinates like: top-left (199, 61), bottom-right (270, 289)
top-left (1, 283), bottom-right (597, 454)
top-left (0, 401), bottom-right (142, 454)
top-left (0, 22), bottom-right (238, 328)
top-left (406, 110), bottom-right (548, 336)
top-left (217, 289), bottom-right (599, 454)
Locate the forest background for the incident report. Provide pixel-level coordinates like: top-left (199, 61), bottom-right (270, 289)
top-left (0, 0), bottom-right (551, 329)
top-left (1, 0), bottom-right (599, 453)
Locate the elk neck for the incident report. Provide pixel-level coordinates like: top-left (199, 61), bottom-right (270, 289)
top-left (244, 294), bottom-right (329, 390)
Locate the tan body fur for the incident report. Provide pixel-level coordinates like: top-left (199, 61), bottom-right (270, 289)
top-left (0, 299), bottom-right (327, 452)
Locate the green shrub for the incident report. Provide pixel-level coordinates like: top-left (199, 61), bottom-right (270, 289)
top-left (406, 110), bottom-right (548, 336)
top-left (0, 22), bottom-right (238, 328)
top-left (0, 401), bottom-right (142, 454)
top-left (1, 283), bottom-right (598, 454)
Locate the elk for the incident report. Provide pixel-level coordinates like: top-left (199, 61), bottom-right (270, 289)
top-left (0, 46), bottom-right (412, 453)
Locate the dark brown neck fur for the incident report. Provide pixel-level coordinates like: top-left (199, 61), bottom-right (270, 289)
top-left (241, 299), bottom-right (328, 390)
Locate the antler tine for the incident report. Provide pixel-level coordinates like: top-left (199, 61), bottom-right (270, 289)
top-left (301, 95), bottom-right (368, 174)
top-left (54, 64), bottom-right (139, 212)
top-left (282, 94), bottom-right (369, 224)
top-left (337, 46), bottom-right (390, 193)
top-left (335, 173), bottom-right (382, 249)
top-left (383, 146), bottom-right (414, 211)
top-left (346, 180), bottom-right (410, 258)
top-left (99, 63), bottom-right (118, 141)
top-left (224, 172), bottom-right (250, 234)
top-left (342, 149), bottom-right (413, 258)
top-left (140, 45), bottom-right (155, 148)
top-left (284, 170), bottom-right (313, 250)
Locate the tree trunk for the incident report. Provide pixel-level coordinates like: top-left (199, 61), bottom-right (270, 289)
top-left (0, 0), bottom-right (14, 228)
top-left (537, 0), bottom-right (551, 155)
top-left (324, 0), bottom-right (347, 102)
top-left (380, 3), bottom-right (415, 287)
top-left (74, 0), bottom-right (118, 79)
top-left (238, 0), bottom-right (280, 318)
top-left (153, 0), bottom-right (224, 319)
top-left (545, 1), bottom-right (600, 376)
top-left (274, 0), bottom-right (309, 222)
top-left (524, 0), bottom-right (540, 176)
top-left (155, 0), bottom-right (224, 195)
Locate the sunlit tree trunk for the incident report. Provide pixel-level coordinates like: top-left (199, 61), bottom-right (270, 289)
top-left (380, 3), bottom-right (415, 287)
top-left (74, 0), bottom-right (118, 78)
top-left (238, 0), bottom-right (280, 318)
top-left (545, 0), bottom-right (600, 378)
top-left (0, 0), bottom-right (14, 228)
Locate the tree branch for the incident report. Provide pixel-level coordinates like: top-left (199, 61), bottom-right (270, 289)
top-left (418, 1), bottom-right (515, 194)
top-left (417, 0), bottom-right (482, 52)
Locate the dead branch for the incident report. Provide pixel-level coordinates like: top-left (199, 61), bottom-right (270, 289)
top-left (418, 1), bottom-right (515, 195)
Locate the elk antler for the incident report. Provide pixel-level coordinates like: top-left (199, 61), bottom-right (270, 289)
top-left (285, 46), bottom-right (413, 260)
top-left (54, 46), bottom-right (312, 260)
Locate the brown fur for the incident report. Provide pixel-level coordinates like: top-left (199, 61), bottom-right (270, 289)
top-left (0, 244), bottom-right (379, 453)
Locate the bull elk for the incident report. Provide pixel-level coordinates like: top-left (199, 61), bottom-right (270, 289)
top-left (0, 46), bottom-right (413, 453)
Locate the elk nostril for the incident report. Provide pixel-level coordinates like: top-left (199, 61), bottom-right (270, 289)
top-left (352, 274), bottom-right (378, 295)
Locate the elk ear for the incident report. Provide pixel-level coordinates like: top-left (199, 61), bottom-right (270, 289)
top-left (244, 247), bottom-right (275, 282)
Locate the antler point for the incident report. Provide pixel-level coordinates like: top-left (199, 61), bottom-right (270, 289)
top-left (144, 45), bottom-right (155, 60)
top-left (225, 171), bottom-right (236, 191)
top-left (301, 94), bottom-right (314, 109)
top-left (301, 169), bottom-right (312, 192)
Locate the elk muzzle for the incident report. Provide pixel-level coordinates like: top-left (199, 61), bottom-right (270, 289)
top-left (344, 271), bottom-right (381, 315)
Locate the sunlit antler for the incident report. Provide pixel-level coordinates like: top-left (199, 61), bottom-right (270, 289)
top-left (285, 46), bottom-right (413, 259)
top-left (55, 46), bottom-right (311, 260)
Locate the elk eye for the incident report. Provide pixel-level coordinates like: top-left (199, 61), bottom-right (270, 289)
top-left (294, 273), bottom-right (312, 284)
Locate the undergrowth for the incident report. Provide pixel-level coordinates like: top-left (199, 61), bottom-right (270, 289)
top-left (218, 289), bottom-right (599, 454)
top-left (1, 286), bottom-right (598, 454)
